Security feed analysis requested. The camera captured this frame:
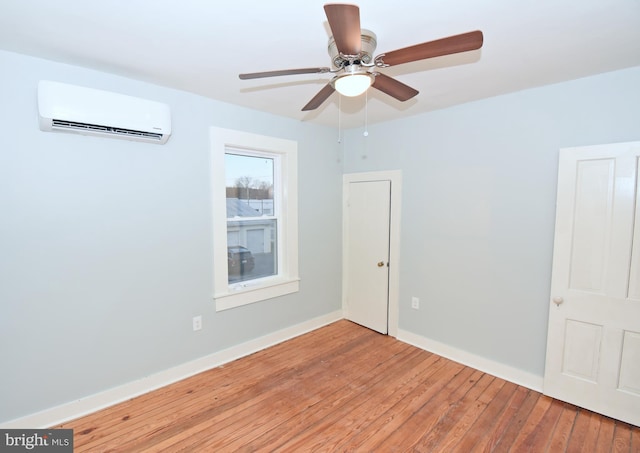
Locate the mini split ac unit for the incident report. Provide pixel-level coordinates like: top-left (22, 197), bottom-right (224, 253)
top-left (37, 80), bottom-right (172, 144)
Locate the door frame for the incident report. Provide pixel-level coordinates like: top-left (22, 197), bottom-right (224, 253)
top-left (342, 170), bottom-right (402, 337)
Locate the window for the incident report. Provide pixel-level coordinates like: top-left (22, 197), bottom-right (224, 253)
top-left (210, 127), bottom-right (299, 311)
top-left (225, 152), bottom-right (276, 284)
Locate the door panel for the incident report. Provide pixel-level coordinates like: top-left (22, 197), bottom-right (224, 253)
top-left (627, 158), bottom-right (640, 300)
top-left (562, 319), bottom-right (602, 382)
top-left (344, 180), bottom-right (391, 334)
top-left (568, 159), bottom-right (614, 292)
top-left (544, 141), bottom-right (640, 427)
top-left (247, 229), bottom-right (264, 253)
top-left (619, 330), bottom-right (640, 395)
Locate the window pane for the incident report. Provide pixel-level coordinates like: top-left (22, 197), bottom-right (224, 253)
top-left (227, 219), bottom-right (277, 284)
top-left (225, 152), bottom-right (277, 284)
top-left (225, 153), bottom-right (274, 218)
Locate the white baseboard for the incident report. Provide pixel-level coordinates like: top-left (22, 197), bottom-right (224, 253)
top-left (1, 310), bottom-right (343, 429)
top-left (397, 329), bottom-right (544, 392)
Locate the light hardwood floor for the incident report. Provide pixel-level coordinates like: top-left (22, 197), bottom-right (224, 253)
top-left (56, 320), bottom-right (639, 452)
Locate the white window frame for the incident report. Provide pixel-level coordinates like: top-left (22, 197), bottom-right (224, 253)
top-left (210, 127), bottom-right (299, 311)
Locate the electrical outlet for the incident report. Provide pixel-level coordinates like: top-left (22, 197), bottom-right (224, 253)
top-left (192, 315), bottom-right (202, 331)
top-left (411, 297), bottom-right (420, 310)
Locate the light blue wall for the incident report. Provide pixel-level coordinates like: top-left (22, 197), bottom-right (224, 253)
top-left (343, 66), bottom-right (640, 377)
top-left (4, 45), bottom-right (639, 423)
top-left (0, 50), bottom-right (343, 423)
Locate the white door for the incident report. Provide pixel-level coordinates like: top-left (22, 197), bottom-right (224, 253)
top-left (344, 180), bottom-right (391, 334)
top-left (544, 141), bottom-right (640, 426)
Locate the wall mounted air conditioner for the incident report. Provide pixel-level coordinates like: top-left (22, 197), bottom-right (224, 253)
top-left (38, 80), bottom-right (172, 144)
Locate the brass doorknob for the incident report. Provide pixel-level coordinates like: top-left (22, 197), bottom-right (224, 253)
top-left (377, 261), bottom-right (385, 267)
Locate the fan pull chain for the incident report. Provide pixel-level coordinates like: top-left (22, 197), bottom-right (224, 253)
top-left (337, 94), bottom-right (342, 143)
top-left (364, 90), bottom-right (369, 137)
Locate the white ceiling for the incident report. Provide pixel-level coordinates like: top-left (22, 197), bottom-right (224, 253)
top-left (1, 0), bottom-right (639, 129)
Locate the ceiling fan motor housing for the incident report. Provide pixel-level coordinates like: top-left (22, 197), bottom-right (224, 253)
top-left (328, 29), bottom-right (377, 68)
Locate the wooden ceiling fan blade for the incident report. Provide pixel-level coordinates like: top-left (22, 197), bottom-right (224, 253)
top-left (239, 67), bottom-right (331, 80)
top-left (372, 73), bottom-right (418, 101)
top-left (302, 83), bottom-right (335, 111)
top-left (324, 3), bottom-right (362, 55)
top-left (379, 30), bottom-right (483, 67)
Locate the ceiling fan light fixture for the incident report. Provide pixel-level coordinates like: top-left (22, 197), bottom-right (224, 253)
top-left (333, 72), bottom-right (374, 97)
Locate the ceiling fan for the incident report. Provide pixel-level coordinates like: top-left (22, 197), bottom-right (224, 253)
top-left (239, 3), bottom-right (484, 112)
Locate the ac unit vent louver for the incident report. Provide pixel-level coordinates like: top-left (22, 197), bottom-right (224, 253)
top-left (51, 119), bottom-right (164, 141)
top-left (38, 80), bottom-right (171, 144)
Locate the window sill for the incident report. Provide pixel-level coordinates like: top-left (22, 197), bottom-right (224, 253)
top-left (214, 277), bottom-right (300, 311)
